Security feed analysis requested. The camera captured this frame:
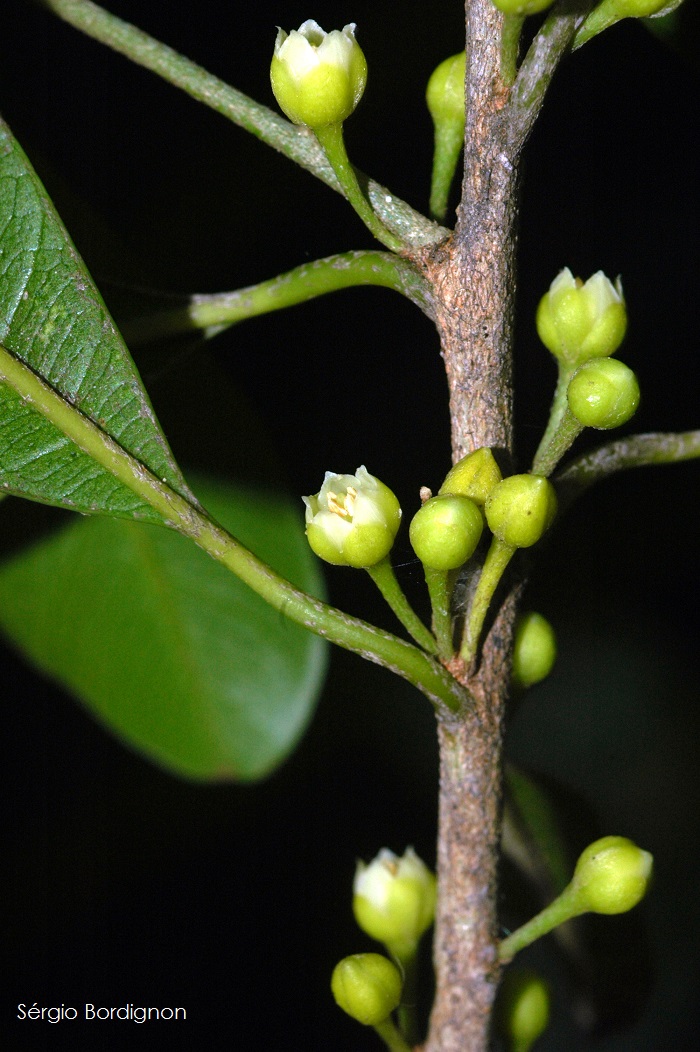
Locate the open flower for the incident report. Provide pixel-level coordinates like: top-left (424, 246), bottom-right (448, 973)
top-left (303, 467), bottom-right (401, 568)
top-left (353, 847), bottom-right (436, 955)
top-left (270, 21), bottom-right (367, 128)
top-left (536, 268), bottom-right (627, 365)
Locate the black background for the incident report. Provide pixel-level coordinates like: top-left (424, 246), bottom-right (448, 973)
top-left (2, 2), bottom-right (699, 1049)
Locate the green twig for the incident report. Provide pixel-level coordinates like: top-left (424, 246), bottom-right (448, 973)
top-left (366, 558), bottom-right (439, 655)
top-left (121, 251), bottom-right (436, 345)
top-left (505, 0), bottom-right (599, 155)
top-left (36, 0), bottom-right (447, 251)
top-left (0, 342), bottom-right (467, 714)
top-left (554, 429), bottom-right (700, 511)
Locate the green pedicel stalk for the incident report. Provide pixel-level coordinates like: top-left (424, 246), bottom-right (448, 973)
top-left (500, 16), bottom-right (525, 87)
top-left (531, 364), bottom-right (581, 476)
top-left (366, 558), bottom-right (439, 655)
top-left (461, 537), bottom-right (515, 664)
top-left (314, 124), bottom-right (406, 252)
top-left (40, 0), bottom-right (446, 250)
top-left (374, 1016), bottom-right (413, 1052)
top-left (424, 566), bottom-right (455, 660)
top-left (0, 343), bottom-right (464, 714)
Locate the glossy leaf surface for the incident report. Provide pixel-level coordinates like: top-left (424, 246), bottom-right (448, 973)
top-left (0, 112), bottom-right (191, 521)
top-left (0, 476), bottom-right (328, 781)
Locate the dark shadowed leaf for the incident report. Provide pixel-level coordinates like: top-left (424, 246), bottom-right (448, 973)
top-left (0, 475), bottom-right (328, 781)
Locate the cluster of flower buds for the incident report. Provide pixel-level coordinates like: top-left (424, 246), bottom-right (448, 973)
top-left (303, 447), bottom-right (557, 579)
top-left (331, 847), bottom-right (436, 1031)
top-left (538, 267), bottom-right (641, 431)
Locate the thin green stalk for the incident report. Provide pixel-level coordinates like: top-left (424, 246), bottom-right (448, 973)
top-left (0, 342), bottom-right (466, 714)
top-left (424, 567), bottom-right (454, 660)
top-left (460, 537), bottom-right (515, 663)
top-left (393, 946), bottom-right (419, 1046)
top-left (314, 124), bottom-right (406, 252)
top-left (531, 405), bottom-right (582, 477)
top-left (429, 120), bottom-right (464, 223)
top-left (37, 0), bottom-right (447, 250)
top-left (500, 15), bottom-right (525, 87)
top-left (366, 558), bottom-right (439, 656)
top-left (531, 362), bottom-right (577, 476)
top-left (121, 251), bottom-right (435, 345)
top-left (373, 1016), bottom-right (414, 1052)
top-left (498, 884), bottom-right (581, 963)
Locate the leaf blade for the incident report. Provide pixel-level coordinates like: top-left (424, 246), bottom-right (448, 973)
top-left (0, 475), bottom-right (328, 781)
top-left (0, 112), bottom-right (191, 520)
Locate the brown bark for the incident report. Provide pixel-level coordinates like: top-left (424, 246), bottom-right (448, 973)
top-left (420, 3), bottom-right (523, 1049)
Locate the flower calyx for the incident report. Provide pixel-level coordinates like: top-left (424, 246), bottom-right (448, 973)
top-left (536, 268), bottom-right (627, 366)
top-left (331, 953), bottom-right (402, 1026)
top-left (303, 467), bottom-right (401, 568)
top-left (353, 847), bottom-right (436, 957)
top-left (270, 20), bottom-right (367, 128)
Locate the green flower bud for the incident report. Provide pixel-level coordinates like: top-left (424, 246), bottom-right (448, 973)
top-left (438, 447), bottom-right (503, 505)
top-left (270, 21), bottom-right (367, 128)
top-left (409, 495), bottom-right (483, 571)
top-left (567, 358), bottom-right (640, 430)
top-left (499, 834), bottom-right (654, 961)
top-left (485, 475), bottom-right (557, 549)
top-left (491, 0), bottom-right (556, 15)
top-left (572, 836), bottom-right (654, 915)
top-left (425, 52), bottom-right (466, 222)
top-left (536, 268), bottom-right (627, 366)
top-left (331, 953), bottom-right (402, 1026)
top-left (426, 52), bottom-right (466, 128)
top-left (495, 969), bottom-right (551, 1052)
top-left (303, 467), bottom-right (401, 569)
top-left (511, 612), bottom-right (557, 690)
top-left (353, 847), bottom-right (437, 955)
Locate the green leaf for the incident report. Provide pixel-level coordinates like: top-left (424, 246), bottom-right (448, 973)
top-left (0, 112), bottom-right (191, 522)
top-left (0, 476), bottom-right (328, 781)
top-left (504, 763), bottom-right (572, 897)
